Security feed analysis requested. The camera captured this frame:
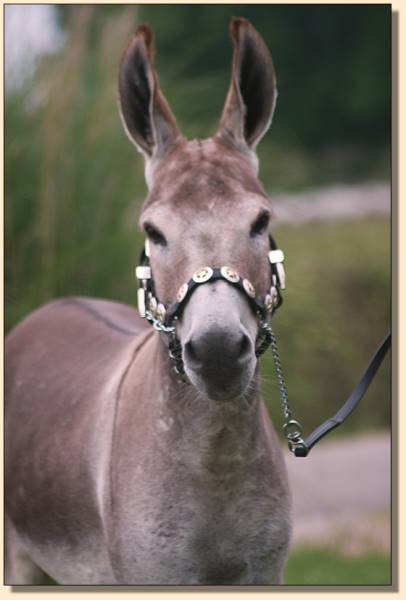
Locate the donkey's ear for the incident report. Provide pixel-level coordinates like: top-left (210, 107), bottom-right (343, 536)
top-left (217, 17), bottom-right (277, 152)
top-left (118, 25), bottom-right (182, 160)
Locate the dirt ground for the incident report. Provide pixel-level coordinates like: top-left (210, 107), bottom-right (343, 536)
top-left (285, 431), bottom-right (391, 555)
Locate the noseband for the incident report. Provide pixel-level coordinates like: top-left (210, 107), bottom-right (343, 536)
top-left (135, 234), bottom-right (285, 368)
top-left (134, 236), bottom-right (390, 458)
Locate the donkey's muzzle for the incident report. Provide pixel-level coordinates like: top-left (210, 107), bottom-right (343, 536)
top-left (183, 327), bottom-right (254, 400)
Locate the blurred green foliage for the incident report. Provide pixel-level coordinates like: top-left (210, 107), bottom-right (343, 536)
top-left (5, 5), bottom-right (390, 432)
top-left (263, 217), bottom-right (390, 434)
top-left (138, 5), bottom-right (391, 149)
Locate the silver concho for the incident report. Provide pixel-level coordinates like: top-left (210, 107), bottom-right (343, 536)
top-left (192, 266), bottom-right (213, 284)
top-left (149, 296), bottom-right (158, 315)
top-left (265, 293), bottom-right (274, 313)
top-left (242, 278), bottom-right (256, 298)
top-left (157, 303), bottom-right (166, 320)
top-left (177, 282), bottom-right (189, 303)
top-left (220, 266), bottom-right (240, 283)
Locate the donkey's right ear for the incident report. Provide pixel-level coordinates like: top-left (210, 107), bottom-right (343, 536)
top-left (118, 25), bottom-right (182, 160)
top-left (216, 18), bottom-right (277, 153)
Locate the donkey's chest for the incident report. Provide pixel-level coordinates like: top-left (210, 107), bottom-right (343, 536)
top-left (187, 491), bottom-right (290, 584)
top-left (112, 471), bottom-right (291, 585)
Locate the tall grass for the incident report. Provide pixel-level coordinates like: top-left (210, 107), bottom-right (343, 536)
top-left (6, 6), bottom-right (145, 326)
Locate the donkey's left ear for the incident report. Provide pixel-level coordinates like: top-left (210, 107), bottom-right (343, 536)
top-left (118, 25), bottom-right (182, 161)
top-left (216, 18), bottom-right (277, 152)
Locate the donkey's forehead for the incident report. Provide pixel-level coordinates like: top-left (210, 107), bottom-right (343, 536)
top-left (142, 138), bottom-right (267, 211)
top-left (140, 190), bottom-right (271, 232)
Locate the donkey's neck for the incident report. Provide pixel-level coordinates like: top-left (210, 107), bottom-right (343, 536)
top-left (152, 334), bottom-right (268, 476)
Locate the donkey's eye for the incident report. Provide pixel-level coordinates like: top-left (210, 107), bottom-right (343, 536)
top-left (250, 210), bottom-right (270, 237)
top-left (144, 223), bottom-right (167, 246)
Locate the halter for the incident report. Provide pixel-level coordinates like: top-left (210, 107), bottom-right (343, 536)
top-left (135, 234), bottom-right (285, 368)
top-left (134, 236), bottom-right (390, 458)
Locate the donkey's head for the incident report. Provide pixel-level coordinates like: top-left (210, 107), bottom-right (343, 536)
top-left (119, 18), bottom-right (277, 402)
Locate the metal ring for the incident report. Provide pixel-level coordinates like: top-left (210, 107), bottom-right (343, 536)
top-left (283, 419), bottom-right (303, 441)
top-left (192, 266), bottom-right (214, 283)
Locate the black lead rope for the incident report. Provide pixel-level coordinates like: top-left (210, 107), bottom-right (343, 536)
top-left (293, 332), bottom-right (391, 457)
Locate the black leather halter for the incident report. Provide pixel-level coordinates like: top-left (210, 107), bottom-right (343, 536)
top-left (135, 234), bottom-right (285, 379)
top-left (134, 235), bottom-right (391, 458)
top-left (135, 234), bottom-right (284, 327)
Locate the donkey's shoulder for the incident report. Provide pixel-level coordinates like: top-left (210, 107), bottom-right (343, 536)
top-left (7, 296), bottom-right (147, 341)
top-left (5, 296), bottom-right (150, 389)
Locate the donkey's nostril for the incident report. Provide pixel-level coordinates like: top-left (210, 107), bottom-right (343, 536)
top-left (239, 333), bottom-right (251, 358)
top-left (184, 339), bottom-right (199, 366)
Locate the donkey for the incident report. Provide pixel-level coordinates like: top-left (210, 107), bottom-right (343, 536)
top-left (5, 17), bottom-right (291, 585)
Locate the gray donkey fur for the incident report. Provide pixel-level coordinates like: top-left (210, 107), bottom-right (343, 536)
top-left (5, 18), bottom-right (291, 585)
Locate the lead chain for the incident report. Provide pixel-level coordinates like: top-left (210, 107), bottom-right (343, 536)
top-left (259, 320), bottom-right (306, 454)
top-left (145, 309), bottom-right (175, 334)
top-left (145, 309), bottom-right (189, 382)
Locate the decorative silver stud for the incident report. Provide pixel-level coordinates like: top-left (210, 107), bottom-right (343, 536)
top-left (177, 283), bottom-right (189, 303)
top-left (192, 266), bottom-right (213, 283)
top-left (265, 294), bottom-right (274, 313)
top-left (220, 266), bottom-right (240, 283)
top-left (242, 278), bottom-right (256, 298)
top-left (157, 303), bottom-right (166, 320)
top-left (149, 296), bottom-right (157, 315)
top-left (269, 286), bottom-right (279, 308)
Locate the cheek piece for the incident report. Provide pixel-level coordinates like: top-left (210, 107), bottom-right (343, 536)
top-left (134, 236), bottom-right (390, 459)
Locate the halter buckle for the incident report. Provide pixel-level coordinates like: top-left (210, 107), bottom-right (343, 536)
top-left (135, 265), bottom-right (151, 280)
top-left (268, 249), bottom-right (284, 264)
top-left (269, 249), bottom-right (286, 290)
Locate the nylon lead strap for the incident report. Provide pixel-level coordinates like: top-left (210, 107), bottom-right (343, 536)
top-left (293, 332), bottom-right (391, 457)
